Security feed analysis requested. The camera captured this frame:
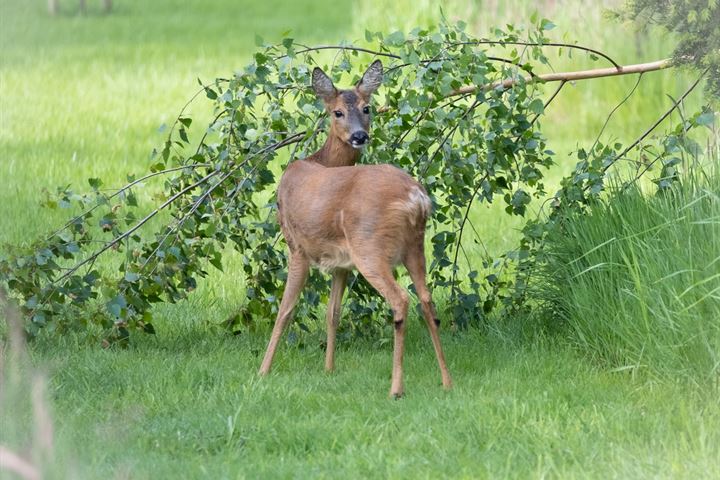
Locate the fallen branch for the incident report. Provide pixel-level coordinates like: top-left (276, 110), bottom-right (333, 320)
top-left (452, 58), bottom-right (672, 96)
top-left (375, 59), bottom-right (673, 113)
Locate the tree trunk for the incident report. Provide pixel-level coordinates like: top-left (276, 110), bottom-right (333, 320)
top-left (48, 0), bottom-right (59, 15)
top-left (103, 0), bottom-right (112, 12)
top-left (78, 0), bottom-right (87, 14)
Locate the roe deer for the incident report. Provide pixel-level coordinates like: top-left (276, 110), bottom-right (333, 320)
top-left (258, 60), bottom-right (452, 397)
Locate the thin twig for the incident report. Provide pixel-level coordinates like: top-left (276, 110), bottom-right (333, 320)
top-left (449, 173), bottom-right (490, 299)
top-left (530, 80), bottom-right (566, 129)
top-left (289, 45), bottom-right (400, 60)
top-left (192, 108), bottom-right (229, 157)
top-left (448, 40), bottom-right (622, 69)
top-left (449, 75), bottom-right (569, 296)
top-left (588, 73), bottom-right (644, 155)
top-left (46, 163), bottom-right (212, 241)
top-left (52, 170), bottom-right (219, 284)
top-left (387, 56), bottom-right (540, 79)
top-left (416, 97), bottom-right (484, 174)
top-left (606, 68), bottom-right (707, 177)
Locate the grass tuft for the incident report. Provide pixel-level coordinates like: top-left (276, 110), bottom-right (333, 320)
top-left (536, 160), bottom-right (720, 380)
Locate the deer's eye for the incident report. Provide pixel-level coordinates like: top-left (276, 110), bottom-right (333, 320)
top-left (333, 110), bottom-right (344, 118)
top-left (362, 106), bottom-right (371, 115)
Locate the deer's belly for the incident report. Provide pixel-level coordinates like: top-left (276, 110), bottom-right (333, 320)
top-left (301, 241), bottom-right (354, 272)
top-left (314, 245), bottom-right (354, 272)
top-left (282, 209), bottom-right (355, 271)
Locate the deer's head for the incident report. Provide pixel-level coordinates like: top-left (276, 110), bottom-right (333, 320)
top-left (312, 60), bottom-right (383, 149)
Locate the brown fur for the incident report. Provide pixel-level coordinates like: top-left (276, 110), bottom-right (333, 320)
top-left (258, 61), bottom-right (452, 397)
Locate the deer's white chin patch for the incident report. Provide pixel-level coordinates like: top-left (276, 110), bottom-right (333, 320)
top-left (350, 142), bottom-right (367, 150)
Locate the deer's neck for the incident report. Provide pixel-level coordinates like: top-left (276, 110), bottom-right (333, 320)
top-left (309, 134), bottom-right (360, 167)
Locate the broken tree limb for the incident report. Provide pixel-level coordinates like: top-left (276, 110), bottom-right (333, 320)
top-left (452, 58), bottom-right (673, 96)
top-left (375, 59), bottom-right (674, 113)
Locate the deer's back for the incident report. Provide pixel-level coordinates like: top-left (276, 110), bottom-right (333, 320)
top-left (277, 160), bottom-right (430, 270)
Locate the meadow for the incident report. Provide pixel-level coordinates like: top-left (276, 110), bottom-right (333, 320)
top-left (1, 0), bottom-right (719, 478)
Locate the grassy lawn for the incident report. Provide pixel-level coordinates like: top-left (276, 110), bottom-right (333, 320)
top-left (8, 326), bottom-right (714, 478)
top-left (1, 0), bottom-right (719, 478)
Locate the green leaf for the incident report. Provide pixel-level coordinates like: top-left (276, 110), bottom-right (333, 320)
top-left (245, 129), bottom-right (259, 141)
top-left (384, 30), bottom-right (405, 46)
top-left (210, 251), bottom-right (223, 271)
top-left (126, 191), bottom-right (138, 207)
top-left (528, 98), bottom-right (545, 115)
top-left (204, 87), bottom-right (218, 100)
top-left (695, 112), bottom-right (714, 126)
top-left (107, 295), bottom-right (127, 318)
top-left (124, 272), bottom-right (140, 283)
top-left (540, 18), bottom-right (556, 30)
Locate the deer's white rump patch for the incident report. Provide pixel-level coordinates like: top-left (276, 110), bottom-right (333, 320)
top-left (390, 186), bottom-right (431, 226)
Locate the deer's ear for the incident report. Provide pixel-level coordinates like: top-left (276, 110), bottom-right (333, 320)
top-left (312, 67), bottom-right (337, 104)
top-left (356, 60), bottom-right (383, 98)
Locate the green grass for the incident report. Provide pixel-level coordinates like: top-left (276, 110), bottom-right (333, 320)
top-left (7, 326), bottom-right (717, 479)
top-left (2, 0), bottom-right (719, 478)
top-left (536, 164), bottom-right (720, 380)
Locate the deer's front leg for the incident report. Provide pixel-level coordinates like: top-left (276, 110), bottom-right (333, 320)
top-left (325, 269), bottom-right (348, 372)
top-left (259, 252), bottom-right (309, 375)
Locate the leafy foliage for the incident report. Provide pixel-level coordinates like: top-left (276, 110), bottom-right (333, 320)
top-left (0, 19), bottom-right (556, 340)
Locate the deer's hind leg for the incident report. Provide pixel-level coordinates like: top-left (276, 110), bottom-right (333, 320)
top-left (404, 245), bottom-right (452, 390)
top-left (259, 252), bottom-right (310, 375)
top-left (352, 255), bottom-right (409, 398)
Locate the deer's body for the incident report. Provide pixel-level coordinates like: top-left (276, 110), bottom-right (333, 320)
top-left (278, 160), bottom-right (431, 272)
top-left (258, 61), bottom-right (452, 397)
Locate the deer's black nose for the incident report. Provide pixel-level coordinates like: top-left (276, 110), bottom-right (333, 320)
top-left (350, 131), bottom-right (369, 146)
